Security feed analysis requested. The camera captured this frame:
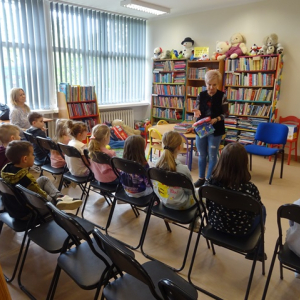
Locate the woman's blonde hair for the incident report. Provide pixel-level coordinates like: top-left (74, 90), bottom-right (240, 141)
top-left (67, 121), bottom-right (87, 138)
top-left (123, 135), bottom-right (146, 165)
top-left (156, 131), bottom-right (182, 172)
top-left (205, 69), bottom-right (222, 84)
top-left (53, 119), bottom-right (70, 143)
top-left (9, 88), bottom-right (30, 112)
top-left (88, 124), bottom-right (110, 158)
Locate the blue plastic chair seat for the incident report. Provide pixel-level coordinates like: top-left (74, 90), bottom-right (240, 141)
top-left (245, 145), bottom-right (282, 156)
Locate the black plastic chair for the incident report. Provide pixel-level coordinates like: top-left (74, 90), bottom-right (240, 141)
top-left (15, 185), bottom-right (95, 300)
top-left (23, 131), bottom-right (49, 172)
top-left (45, 202), bottom-right (118, 300)
top-left (106, 157), bottom-right (154, 250)
top-left (36, 136), bottom-right (66, 190)
top-left (141, 168), bottom-right (203, 272)
top-left (86, 151), bottom-right (118, 215)
top-left (188, 185), bottom-right (265, 300)
top-left (262, 204), bottom-right (300, 300)
top-left (93, 228), bottom-right (198, 300)
top-left (57, 142), bottom-right (94, 217)
top-left (158, 279), bottom-right (197, 300)
top-left (0, 179), bottom-right (35, 283)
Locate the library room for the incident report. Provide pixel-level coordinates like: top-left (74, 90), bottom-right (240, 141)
top-left (0, 0), bottom-right (300, 299)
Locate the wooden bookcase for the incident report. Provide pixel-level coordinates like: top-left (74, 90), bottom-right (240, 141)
top-left (151, 59), bottom-right (187, 124)
top-left (57, 90), bottom-right (101, 138)
top-left (185, 60), bottom-right (224, 121)
top-left (224, 54), bottom-right (283, 144)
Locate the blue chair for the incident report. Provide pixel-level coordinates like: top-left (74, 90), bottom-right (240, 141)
top-left (245, 123), bottom-right (288, 185)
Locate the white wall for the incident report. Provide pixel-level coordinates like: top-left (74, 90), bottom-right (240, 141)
top-left (144, 0), bottom-right (300, 148)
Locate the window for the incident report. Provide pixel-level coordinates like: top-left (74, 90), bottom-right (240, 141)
top-left (50, 2), bottom-right (146, 105)
top-left (0, 0), bottom-right (52, 110)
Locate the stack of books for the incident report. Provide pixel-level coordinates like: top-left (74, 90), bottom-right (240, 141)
top-left (174, 123), bottom-right (192, 132)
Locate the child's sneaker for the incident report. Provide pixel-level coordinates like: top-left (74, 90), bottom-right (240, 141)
top-left (56, 195), bottom-right (83, 210)
top-left (295, 272), bottom-right (300, 279)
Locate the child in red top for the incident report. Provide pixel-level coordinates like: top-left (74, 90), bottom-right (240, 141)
top-left (88, 124), bottom-right (118, 184)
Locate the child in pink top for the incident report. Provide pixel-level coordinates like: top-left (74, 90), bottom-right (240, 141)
top-left (51, 119), bottom-right (72, 168)
top-left (88, 124), bottom-right (118, 184)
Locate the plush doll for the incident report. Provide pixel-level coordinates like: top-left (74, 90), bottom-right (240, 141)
top-left (249, 44), bottom-right (261, 56)
top-left (161, 50), bottom-right (172, 59)
top-left (211, 41), bottom-right (230, 60)
top-left (181, 37), bottom-right (194, 59)
top-left (219, 33), bottom-right (247, 60)
top-left (266, 45), bottom-right (275, 55)
top-left (198, 54), bottom-right (210, 61)
top-left (177, 51), bottom-right (183, 59)
top-left (112, 119), bottom-right (141, 136)
top-left (262, 33), bottom-right (278, 54)
top-left (276, 43), bottom-right (284, 55)
top-left (152, 47), bottom-right (163, 60)
top-left (257, 48), bottom-right (264, 55)
top-left (171, 49), bottom-right (178, 59)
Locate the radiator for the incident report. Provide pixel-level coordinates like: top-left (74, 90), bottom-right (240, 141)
top-left (100, 109), bottom-right (134, 128)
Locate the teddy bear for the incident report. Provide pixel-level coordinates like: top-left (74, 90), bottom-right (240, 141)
top-left (152, 47), bottom-right (163, 60)
top-left (112, 119), bottom-right (141, 136)
top-left (219, 33), bottom-right (247, 60)
top-left (266, 45), bottom-right (275, 55)
top-left (211, 41), bottom-right (230, 60)
top-left (262, 33), bottom-right (278, 54)
top-left (181, 37), bottom-right (194, 59)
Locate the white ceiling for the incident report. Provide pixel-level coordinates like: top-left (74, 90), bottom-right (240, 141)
top-left (58, 0), bottom-right (265, 20)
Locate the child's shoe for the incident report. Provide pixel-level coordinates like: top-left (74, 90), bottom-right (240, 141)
top-left (56, 195), bottom-right (83, 210)
top-left (295, 272), bottom-right (300, 279)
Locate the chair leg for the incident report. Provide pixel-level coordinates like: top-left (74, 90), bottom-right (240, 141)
top-left (46, 265), bottom-right (61, 300)
top-left (164, 220), bottom-right (172, 232)
top-left (295, 142), bottom-right (298, 162)
top-left (244, 249), bottom-right (259, 300)
top-left (249, 154), bottom-right (252, 171)
top-left (280, 151), bottom-right (284, 179)
top-left (287, 143), bottom-right (292, 165)
top-left (269, 154), bottom-right (277, 185)
top-left (262, 240), bottom-right (279, 300)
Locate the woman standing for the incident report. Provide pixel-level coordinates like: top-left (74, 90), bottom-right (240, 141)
top-left (187, 70), bottom-right (228, 187)
top-left (9, 88), bottom-right (31, 130)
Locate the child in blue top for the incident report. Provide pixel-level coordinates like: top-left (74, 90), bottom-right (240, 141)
top-left (120, 135), bottom-right (152, 198)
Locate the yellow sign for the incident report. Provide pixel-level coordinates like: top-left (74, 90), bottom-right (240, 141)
top-left (194, 47), bottom-right (209, 58)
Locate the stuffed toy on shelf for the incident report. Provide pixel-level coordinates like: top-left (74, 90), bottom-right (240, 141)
top-left (181, 37), bottom-right (194, 59)
top-left (152, 47), bottom-right (163, 60)
top-left (249, 44), bottom-right (262, 56)
top-left (219, 33), bottom-right (248, 60)
top-left (211, 41), bottom-right (230, 60)
top-left (111, 119), bottom-right (141, 136)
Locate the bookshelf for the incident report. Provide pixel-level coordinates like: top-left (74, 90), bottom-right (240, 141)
top-left (57, 84), bottom-right (101, 139)
top-left (151, 59), bottom-right (187, 124)
top-left (185, 60), bottom-right (224, 121)
top-left (224, 54), bottom-right (283, 144)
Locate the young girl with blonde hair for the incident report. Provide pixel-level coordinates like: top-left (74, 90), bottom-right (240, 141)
top-left (120, 135), bottom-right (152, 197)
top-left (50, 119), bottom-right (71, 168)
top-left (88, 124), bottom-right (118, 184)
top-left (65, 121), bottom-right (89, 177)
top-left (153, 130), bottom-right (196, 210)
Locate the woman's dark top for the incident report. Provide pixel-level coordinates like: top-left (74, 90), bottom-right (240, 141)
top-left (206, 178), bottom-right (263, 235)
top-left (196, 90), bottom-right (228, 136)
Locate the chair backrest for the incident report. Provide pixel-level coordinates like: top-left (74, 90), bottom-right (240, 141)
top-left (23, 131), bottom-right (37, 144)
top-left (89, 151), bottom-right (112, 167)
top-left (279, 116), bottom-right (300, 139)
top-left (277, 204), bottom-right (300, 244)
top-left (15, 184), bottom-right (49, 217)
top-left (148, 128), bottom-right (162, 146)
top-left (36, 136), bottom-right (61, 153)
top-left (158, 279), bottom-right (195, 300)
top-left (0, 178), bottom-right (32, 219)
top-left (157, 120), bottom-right (169, 125)
top-left (200, 185), bottom-right (262, 215)
top-left (93, 228), bottom-right (160, 298)
top-left (255, 122), bottom-right (288, 145)
top-left (111, 157), bottom-right (148, 177)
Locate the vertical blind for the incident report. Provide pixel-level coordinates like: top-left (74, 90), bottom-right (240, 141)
top-left (0, 0), bottom-right (51, 109)
top-left (50, 2), bottom-right (146, 105)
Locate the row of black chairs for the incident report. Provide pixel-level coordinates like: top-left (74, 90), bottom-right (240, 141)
top-left (0, 178), bottom-right (198, 299)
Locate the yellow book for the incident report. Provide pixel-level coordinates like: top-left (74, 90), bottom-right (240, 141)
top-left (193, 47), bottom-right (209, 58)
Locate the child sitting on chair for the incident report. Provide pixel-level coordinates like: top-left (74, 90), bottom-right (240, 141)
top-left (27, 112), bottom-right (49, 164)
top-left (0, 124), bottom-right (21, 170)
top-left (65, 121), bottom-right (90, 177)
top-left (1, 141), bottom-right (82, 211)
top-left (120, 135), bottom-right (152, 197)
top-left (153, 130), bottom-right (196, 210)
top-left (88, 124), bottom-right (118, 185)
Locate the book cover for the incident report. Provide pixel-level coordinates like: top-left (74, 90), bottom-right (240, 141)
top-left (193, 47), bottom-right (209, 58)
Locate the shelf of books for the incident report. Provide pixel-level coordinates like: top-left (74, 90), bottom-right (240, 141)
top-left (57, 83), bottom-right (100, 135)
top-left (224, 54), bottom-right (283, 144)
top-left (185, 60), bottom-right (224, 121)
top-left (151, 59), bottom-right (187, 124)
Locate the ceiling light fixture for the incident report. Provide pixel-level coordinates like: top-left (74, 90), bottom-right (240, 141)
top-left (120, 0), bottom-right (170, 15)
